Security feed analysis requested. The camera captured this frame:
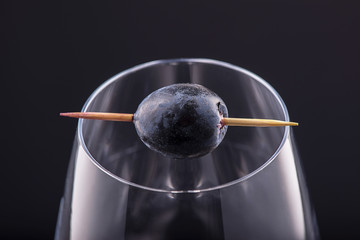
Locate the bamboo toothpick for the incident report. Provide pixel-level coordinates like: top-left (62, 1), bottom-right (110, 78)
top-left (60, 112), bottom-right (298, 127)
top-left (60, 112), bottom-right (134, 122)
top-left (221, 117), bottom-right (298, 127)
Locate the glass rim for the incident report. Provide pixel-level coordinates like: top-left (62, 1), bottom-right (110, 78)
top-left (77, 58), bottom-right (290, 193)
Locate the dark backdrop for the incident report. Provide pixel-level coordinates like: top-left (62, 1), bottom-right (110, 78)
top-left (2, 1), bottom-right (359, 239)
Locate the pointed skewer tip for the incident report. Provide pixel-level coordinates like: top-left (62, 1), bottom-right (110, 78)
top-left (60, 112), bottom-right (134, 122)
top-left (221, 118), bottom-right (299, 127)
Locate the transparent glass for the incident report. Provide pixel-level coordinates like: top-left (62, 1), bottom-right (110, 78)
top-left (55, 59), bottom-right (319, 240)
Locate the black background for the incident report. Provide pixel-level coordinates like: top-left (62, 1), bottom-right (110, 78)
top-left (2, 0), bottom-right (360, 239)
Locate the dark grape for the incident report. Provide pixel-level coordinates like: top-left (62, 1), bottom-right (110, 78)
top-left (134, 83), bottom-right (228, 158)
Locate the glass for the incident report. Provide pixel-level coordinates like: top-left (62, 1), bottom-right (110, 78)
top-left (55, 59), bottom-right (319, 240)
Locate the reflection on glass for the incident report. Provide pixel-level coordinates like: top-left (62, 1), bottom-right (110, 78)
top-left (55, 59), bottom-right (319, 240)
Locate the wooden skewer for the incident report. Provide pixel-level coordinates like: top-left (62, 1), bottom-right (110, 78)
top-left (60, 112), bottom-right (298, 127)
top-left (60, 112), bottom-right (134, 122)
top-left (221, 117), bottom-right (298, 127)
